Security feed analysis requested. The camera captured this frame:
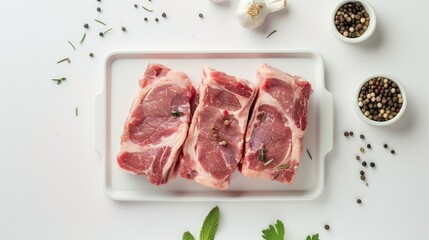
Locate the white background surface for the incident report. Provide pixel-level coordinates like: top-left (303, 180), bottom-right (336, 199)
top-left (0, 0), bottom-right (428, 239)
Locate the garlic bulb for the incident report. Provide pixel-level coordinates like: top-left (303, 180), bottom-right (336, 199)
top-left (236, 0), bottom-right (287, 28)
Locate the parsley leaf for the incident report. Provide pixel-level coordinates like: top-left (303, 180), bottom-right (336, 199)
top-left (199, 206), bottom-right (220, 240)
top-left (183, 231), bottom-right (196, 240)
top-left (306, 233), bottom-right (320, 240)
top-left (262, 220), bottom-right (285, 240)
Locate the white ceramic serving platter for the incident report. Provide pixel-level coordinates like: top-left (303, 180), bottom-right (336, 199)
top-left (95, 50), bottom-right (333, 201)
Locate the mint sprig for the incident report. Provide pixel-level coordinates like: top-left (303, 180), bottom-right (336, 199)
top-left (183, 206), bottom-right (220, 240)
top-left (182, 231), bottom-right (196, 240)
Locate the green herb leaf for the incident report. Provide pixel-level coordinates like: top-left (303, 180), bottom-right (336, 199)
top-left (142, 5), bottom-right (153, 12)
top-left (259, 145), bottom-right (266, 162)
top-left (172, 110), bottom-right (183, 117)
top-left (94, 19), bottom-right (107, 26)
top-left (306, 149), bottom-right (312, 160)
top-left (262, 220), bottom-right (285, 240)
top-left (68, 41), bottom-right (76, 51)
top-left (57, 58), bottom-right (70, 64)
top-left (275, 164), bottom-right (289, 171)
top-left (266, 30), bottom-right (278, 38)
top-left (182, 231), bottom-right (196, 240)
top-left (307, 233), bottom-right (319, 240)
top-left (199, 206), bottom-right (220, 240)
top-left (75, 107), bottom-right (79, 117)
top-left (51, 77), bottom-right (67, 85)
top-left (80, 33), bottom-right (86, 44)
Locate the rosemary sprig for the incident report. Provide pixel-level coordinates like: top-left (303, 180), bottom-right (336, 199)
top-left (142, 5), bottom-right (153, 12)
top-left (75, 107), bottom-right (79, 117)
top-left (80, 33), bottom-right (86, 44)
top-left (94, 19), bottom-right (107, 26)
top-left (68, 41), bottom-right (76, 51)
top-left (103, 28), bottom-right (113, 34)
top-left (306, 149), bottom-right (313, 160)
top-left (172, 110), bottom-right (183, 117)
top-left (52, 77), bottom-right (67, 85)
top-left (275, 164), bottom-right (289, 171)
top-left (258, 145), bottom-right (266, 162)
top-left (266, 30), bottom-right (278, 39)
top-left (57, 58), bottom-right (70, 64)
top-left (264, 159), bottom-right (274, 166)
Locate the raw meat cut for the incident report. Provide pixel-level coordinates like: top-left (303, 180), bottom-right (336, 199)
top-left (180, 67), bottom-right (257, 190)
top-left (240, 64), bottom-right (312, 184)
top-left (117, 63), bottom-right (196, 185)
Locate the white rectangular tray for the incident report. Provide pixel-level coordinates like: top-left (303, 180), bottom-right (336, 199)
top-left (95, 50), bottom-right (333, 201)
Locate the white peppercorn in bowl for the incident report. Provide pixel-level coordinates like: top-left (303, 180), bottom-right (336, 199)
top-left (355, 75), bottom-right (407, 126)
top-left (332, 0), bottom-right (377, 43)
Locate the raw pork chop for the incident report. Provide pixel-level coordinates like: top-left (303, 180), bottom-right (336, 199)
top-left (117, 63), bottom-right (196, 185)
top-left (240, 64), bottom-right (312, 184)
top-left (180, 67), bottom-right (257, 190)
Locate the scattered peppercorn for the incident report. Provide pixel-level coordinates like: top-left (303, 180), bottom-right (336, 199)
top-left (84, 23), bottom-right (89, 29)
top-left (360, 147), bottom-right (365, 153)
top-left (383, 143), bottom-right (388, 148)
top-left (144, 17), bottom-right (148, 22)
top-left (334, 2), bottom-right (370, 38)
top-left (324, 224), bottom-right (330, 230)
top-left (162, 12), bottom-right (167, 18)
top-left (97, 7), bottom-right (101, 12)
top-left (155, 18), bottom-right (159, 22)
top-left (360, 170), bottom-right (365, 176)
top-left (360, 175), bottom-right (366, 180)
top-left (224, 119), bottom-right (230, 126)
top-left (344, 131), bottom-right (349, 137)
top-left (391, 149), bottom-right (395, 154)
top-left (89, 52), bottom-right (94, 57)
top-left (358, 77), bottom-right (403, 122)
top-left (134, 4), bottom-right (138, 8)
top-left (367, 144), bottom-right (371, 149)
top-left (121, 26), bottom-right (126, 32)
top-left (357, 199), bottom-right (362, 204)
top-left (360, 134), bottom-right (365, 139)
top-left (370, 162), bottom-right (375, 167)
top-left (219, 140), bottom-right (227, 146)
top-left (356, 155), bottom-right (360, 160)
top-left (349, 131), bottom-right (354, 136)
top-left (199, 13), bottom-right (204, 18)
top-left (362, 161), bottom-right (367, 167)
top-left (99, 32), bottom-right (104, 37)
top-left (97, 0), bottom-right (101, 2)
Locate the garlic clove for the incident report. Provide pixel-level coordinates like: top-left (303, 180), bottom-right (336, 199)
top-left (236, 0), bottom-right (268, 28)
top-left (265, 0), bottom-right (287, 12)
top-left (236, 0), bottom-right (287, 29)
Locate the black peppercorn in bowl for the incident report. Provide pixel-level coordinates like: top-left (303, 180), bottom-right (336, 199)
top-left (332, 0), bottom-right (377, 43)
top-left (355, 75), bottom-right (407, 126)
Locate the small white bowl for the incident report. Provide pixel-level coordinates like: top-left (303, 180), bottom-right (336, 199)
top-left (332, 0), bottom-right (377, 43)
top-left (355, 75), bottom-right (407, 126)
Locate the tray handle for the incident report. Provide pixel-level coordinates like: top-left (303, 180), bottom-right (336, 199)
top-left (320, 88), bottom-right (334, 157)
top-left (94, 90), bottom-right (106, 157)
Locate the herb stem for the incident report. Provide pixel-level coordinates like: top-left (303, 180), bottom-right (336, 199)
top-left (57, 58), bottom-right (70, 64)
top-left (94, 19), bottom-right (107, 26)
top-left (306, 149), bottom-right (313, 160)
top-left (80, 33), bottom-right (86, 44)
top-left (142, 5), bottom-right (153, 12)
top-left (266, 30), bottom-right (278, 38)
top-left (68, 41), bottom-right (76, 51)
top-left (103, 28), bottom-right (113, 34)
